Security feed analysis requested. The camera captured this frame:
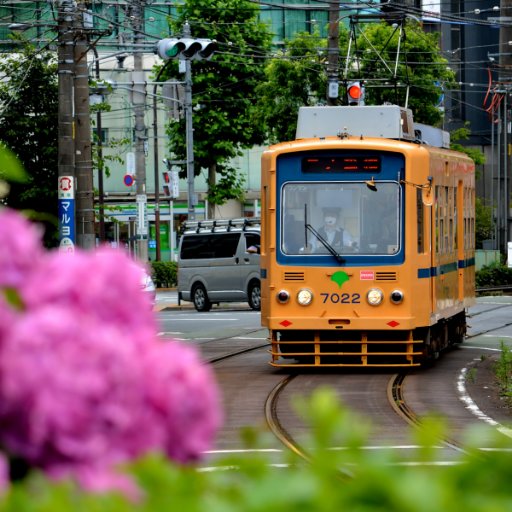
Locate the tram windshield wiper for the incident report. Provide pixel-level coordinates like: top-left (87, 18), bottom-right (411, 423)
top-left (305, 223), bottom-right (346, 263)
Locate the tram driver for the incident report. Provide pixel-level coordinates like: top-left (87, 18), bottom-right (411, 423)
top-left (312, 207), bottom-right (357, 253)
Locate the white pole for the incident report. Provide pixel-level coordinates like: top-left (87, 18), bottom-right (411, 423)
top-left (170, 200), bottom-right (175, 261)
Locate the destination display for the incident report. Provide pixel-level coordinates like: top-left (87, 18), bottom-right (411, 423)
top-left (302, 155), bottom-right (381, 173)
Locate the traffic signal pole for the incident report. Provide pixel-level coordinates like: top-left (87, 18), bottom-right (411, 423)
top-left (155, 25), bottom-right (217, 224)
top-left (183, 36), bottom-right (196, 221)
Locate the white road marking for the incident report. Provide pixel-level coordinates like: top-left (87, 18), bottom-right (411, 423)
top-left (457, 366), bottom-right (512, 438)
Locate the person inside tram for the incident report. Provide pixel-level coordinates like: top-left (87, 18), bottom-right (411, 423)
top-left (312, 207), bottom-right (357, 253)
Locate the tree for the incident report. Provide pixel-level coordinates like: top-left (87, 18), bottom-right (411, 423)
top-left (159, 0), bottom-right (273, 214)
top-left (354, 20), bottom-right (457, 126)
top-left (450, 123), bottom-right (486, 167)
top-left (255, 31), bottom-right (329, 144)
top-left (475, 196), bottom-right (494, 249)
top-left (257, 20), bottom-right (455, 143)
top-left (0, 40), bottom-right (58, 246)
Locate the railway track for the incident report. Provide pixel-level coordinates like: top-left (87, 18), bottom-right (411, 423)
top-left (206, 342), bottom-right (269, 364)
top-left (202, 296), bottom-right (512, 469)
top-left (262, 371), bottom-right (471, 468)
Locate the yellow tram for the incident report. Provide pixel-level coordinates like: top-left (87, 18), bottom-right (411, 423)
top-left (260, 106), bottom-right (475, 367)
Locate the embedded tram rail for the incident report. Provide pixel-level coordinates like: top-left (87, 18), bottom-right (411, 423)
top-left (262, 371), bottom-right (472, 469)
top-left (195, 295), bottom-right (512, 470)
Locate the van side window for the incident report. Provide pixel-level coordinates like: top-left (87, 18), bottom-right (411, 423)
top-left (211, 233), bottom-right (240, 257)
top-left (244, 233), bottom-right (260, 250)
top-left (180, 233), bottom-right (241, 259)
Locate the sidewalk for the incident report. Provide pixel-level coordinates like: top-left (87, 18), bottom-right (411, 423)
top-left (154, 289), bottom-right (250, 312)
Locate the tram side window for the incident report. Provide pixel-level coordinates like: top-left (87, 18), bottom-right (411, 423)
top-left (453, 186), bottom-right (458, 250)
top-left (417, 189), bottom-right (424, 253)
top-left (435, 186), bottom-right (440, 253)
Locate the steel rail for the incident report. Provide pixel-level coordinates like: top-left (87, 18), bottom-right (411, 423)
top-left (387, 372), bottom-right (467, 454)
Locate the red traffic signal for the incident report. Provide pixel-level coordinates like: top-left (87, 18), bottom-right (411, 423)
top-left (347, 81), bottom-right (365, 106)
top-left (162, 171), bottom-right (171, 196)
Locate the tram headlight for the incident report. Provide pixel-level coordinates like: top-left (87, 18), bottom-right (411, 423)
top-left (276, 290), bottom-right (290, 304)
top-left (297, 288), bottom-right (313, 306)
top-left (390, 289), bottom-right (404, 304)
top-left (367, 288), bottom-right (384, 306)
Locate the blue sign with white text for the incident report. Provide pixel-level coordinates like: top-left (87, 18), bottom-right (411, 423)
top-left (58, 198), bottom-right (76, 251)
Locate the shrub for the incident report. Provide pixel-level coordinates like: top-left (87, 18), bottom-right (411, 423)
top-left (495, 341), bottom-right (512, 403)
top-left (1, 388), bottom-right (512, 511)
top-left (150, 261), bottom-right (177, 288)
top-left (476, 261), bottom-right (512, 288)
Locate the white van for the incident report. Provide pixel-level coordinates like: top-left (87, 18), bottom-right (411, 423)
top-left (177, 218), bottom-right (261, 312)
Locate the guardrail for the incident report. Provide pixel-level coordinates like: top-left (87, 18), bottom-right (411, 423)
top-left (476, 285), bottom-right (512, 295)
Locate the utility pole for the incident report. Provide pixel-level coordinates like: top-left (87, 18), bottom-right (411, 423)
top-left (498, 0), bottom-right (512, 253)
top-left (326, 0), bottom-right (339, 106)
top-left (130, 0), bottom-right (149, 261)
top-left (74, 0), bottom-right (95, 249)
top-left (57, 0), bottom-right (76, 253)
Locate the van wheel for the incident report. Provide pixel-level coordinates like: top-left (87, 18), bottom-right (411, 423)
top-left (192, 284), bottom-right (211, 312)
top-left (248, 280), bottom-right (261, 311)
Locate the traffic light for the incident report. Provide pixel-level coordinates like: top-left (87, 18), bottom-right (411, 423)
top-left (156, 38), bottom-right (217, 61)
top-left (162, 171), bottom-right (171, 197)
top-left (347, 81), bottom-right (365, 106)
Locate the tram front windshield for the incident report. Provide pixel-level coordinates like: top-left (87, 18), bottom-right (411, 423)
top-left (281, 181), bottom-right (400, 256)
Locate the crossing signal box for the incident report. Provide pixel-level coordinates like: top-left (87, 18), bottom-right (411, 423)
top-left (162, 171), bottom-right (171, 197)
top-left (347, 81), bottom-right (365, 106)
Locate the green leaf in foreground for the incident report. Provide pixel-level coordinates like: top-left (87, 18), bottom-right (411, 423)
top-left (0, 146), bottom-right (27, 183)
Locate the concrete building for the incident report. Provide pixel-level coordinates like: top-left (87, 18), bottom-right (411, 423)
top-left (1, 1), bottom-right (509, 257)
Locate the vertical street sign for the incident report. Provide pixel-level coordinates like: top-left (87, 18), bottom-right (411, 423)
top-left (126, 151), bottom-right (136, 175)
top-left (58, 175), bottom-right (76, 253)
top-left (171, 170), bottom-right (180, 198)
top-left (136, 193), bottom-right (148, 236)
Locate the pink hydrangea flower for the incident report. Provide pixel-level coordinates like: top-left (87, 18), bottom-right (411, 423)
top-left (19, 247), bottom-right (158, 345)
top-left (141, 341), bottom-right (222, 462)
top-left (0, 208), bottom-right (222, 495)
top-left (0, 208), bottom-right (43, 289)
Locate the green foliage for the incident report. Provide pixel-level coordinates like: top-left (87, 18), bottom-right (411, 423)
top-left (476, 261), bottom-right (512, 288)
top-left (150, 261), bottom-right (177, 288)
top-left (91, 132), bottom-right (131, 180)
top-left (2, 388), bottom-right (512, 511)
top-left (354, 21), bottom-right (457, 126)
top-left (450, 123), bottom-right (486, 167)
top-left (475, 197), bottom-right (494, 248)
top-left (495, 342), bottom-right (512, 403)
top-left (257, 20), bottom-right (456, 143)
top-left (0, 39), bottom-right (59, 246)
top-left (207, 169), bottom-right (246, 205)
top-left (160, 0), bottom-right (273, 203)
top-left (0, 144), bottom-right (27, 185)
top-left (255, 30), bottom-right (329, 143)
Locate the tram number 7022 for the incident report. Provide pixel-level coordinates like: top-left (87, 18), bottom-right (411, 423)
top-left (320, 293), bottom-right (361, 304)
